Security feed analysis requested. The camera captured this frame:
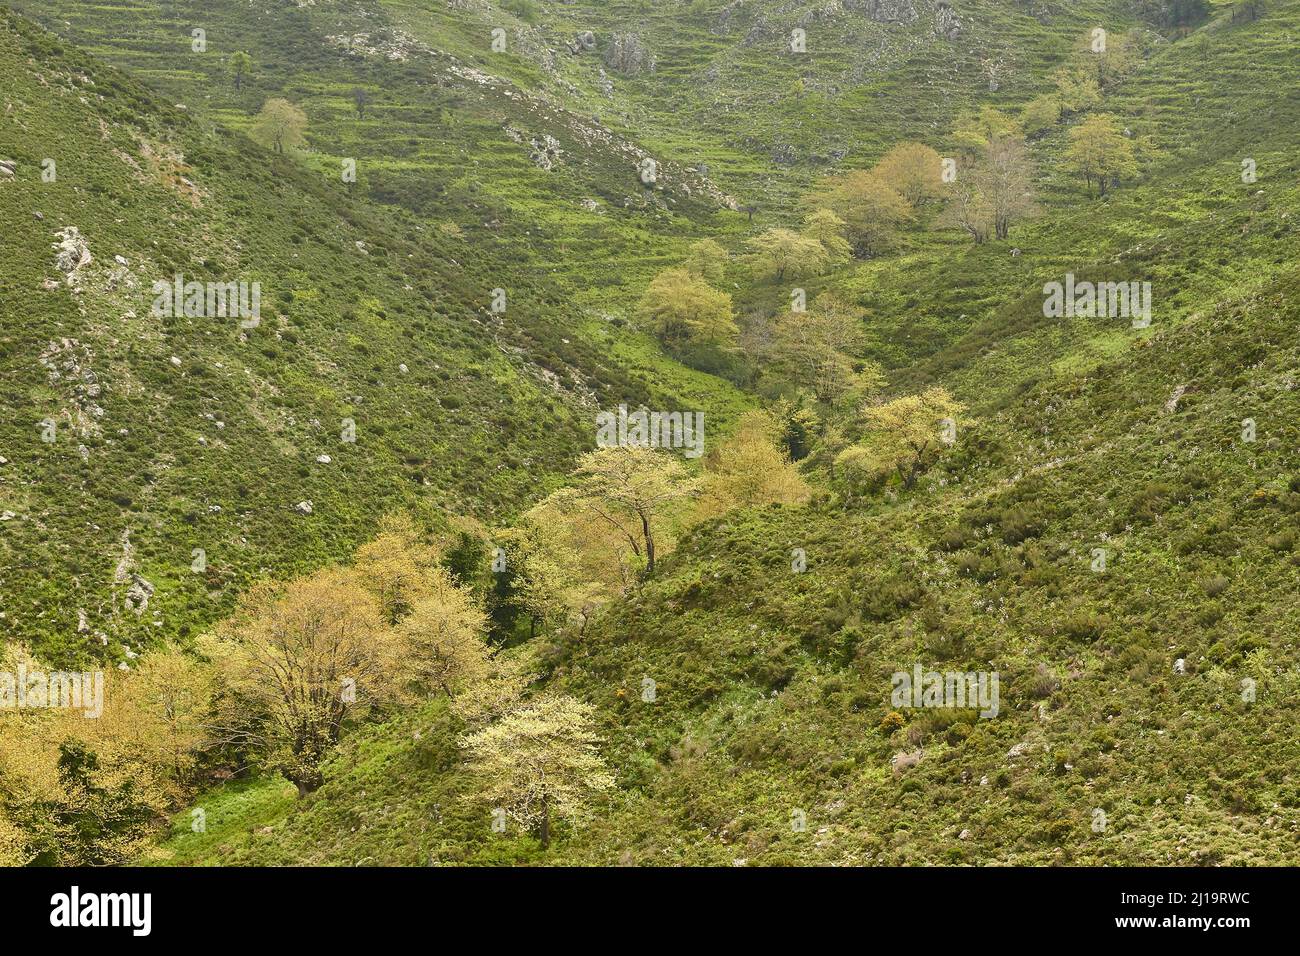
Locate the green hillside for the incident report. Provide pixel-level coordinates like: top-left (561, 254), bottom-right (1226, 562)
top-left (2, 0), bottom-right (1298, 869)
top-left (0, 4), bottom-right (750, 668)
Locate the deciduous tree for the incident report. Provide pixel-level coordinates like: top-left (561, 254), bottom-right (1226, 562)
top-left (251, 98), bottom-right (308, 154)
top-left (636, 267), bottom-right (737, 351)
top-left (206, 568), bottom-right (396, 796)
top-left (857, 386), bottom-right (965, 489)
top-left (460, 695), bottom-right (613, 847)
top-left (1064, 113), bottom-right (1138, 196)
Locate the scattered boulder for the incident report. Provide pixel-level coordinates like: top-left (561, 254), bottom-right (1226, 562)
top-left (1174, 658), bottom-right (1186, 675)
top-left (0, 158), bottom-right (14, 178)
top-left (1164, 384), bottom-right (1187, 414)
top-left (295, 500), bottom-right (314, 515)
top-left (891, 749), bottom-right (924, 775)
top-left (1007, 740), bottom-right (1035, 760)
top-left (844, 0), bottom-right (919, 25)
top-left (569, 30), bottom-right (596, 53)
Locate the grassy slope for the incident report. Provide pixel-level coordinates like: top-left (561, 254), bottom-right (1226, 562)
top-left (0, 5), bottom-right (750, 669)
top-left (139, 3), bottom-right (1300, 865)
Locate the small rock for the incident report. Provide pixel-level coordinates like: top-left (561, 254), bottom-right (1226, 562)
top-left (316, 454), bottom-right (332, 464)
top-left (295, 500), bottom-right (314, 515)
top-left (1173, 658), bottom-right (1186, 675)
top-left (170, 356), bottom-right (182, 367)
top-left (959, 829), bottom-right (972, 840)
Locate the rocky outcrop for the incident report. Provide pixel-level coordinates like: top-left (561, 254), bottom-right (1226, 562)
top-left (53, 226), bottom-right (93, 285)
top-left (934, 1), bottom-right (962, 40)
top-left (604, 33), bottom-right (655, 76)
top-left (529, 134), bottom-right (563, 171)
top-left (569, 30), bottom-right (596, 54)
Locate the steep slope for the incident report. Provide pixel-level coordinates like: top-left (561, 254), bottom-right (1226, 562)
top-left (141, 2), bottom-right (1300, 866)
top-left (0, 8), bottom-right (745, 668)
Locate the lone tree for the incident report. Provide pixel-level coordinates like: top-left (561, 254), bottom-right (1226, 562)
top-left (351, 87), bottom-right (371, 120)
top-left (460, 695), bottom-right (614, 848)
top-left (251, 98), bottom-right (308, 154)
top-left (860, 386), bottom-right (965, 489)
top-left (1064, 113), bottom-right (1137, 197)
top-left (228, 51), bottom-right (253, 91)
top-left (552, 446), bottom-right (697, 575)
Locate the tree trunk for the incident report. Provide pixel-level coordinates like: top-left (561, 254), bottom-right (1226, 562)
top-left (641, 512), bottom-right (655, 574)
top-left (539, 797), bottom-right (550, 848)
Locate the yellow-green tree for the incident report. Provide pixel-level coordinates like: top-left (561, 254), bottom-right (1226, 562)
top-left (228, 51), bottom-right (253, 91)
top-left (874, 142), bottom-right (945, 206)
top-left (460, 695), bottom-right (614, 847)
top-left (636, 267), bottom-right (737, 351)
top-left (206, 567), bottom-right (396, 795)
top-left (118, 647), bottom-right (215, 784)
top-left (498, 522), bottom-right (607, 635)
top-left (761, 292), bottom-right (883, 407)
top-left (396, 567), bottom-right (491, 698)
top-left (695, 411), bottom-right (812, 519)
top-left (1064, 113), bottom-right (1138, 196)
top-left (1053, 64), bottom-right (1102, 115)
top-left (804, 170), bottom-right (912, 255)
top-left (1020, 93), bottom-right (1063, 136)
top-left (746, 227), bottom-right (831, 282)
top-left (684, 238), bottom-right (728, 283)
top-left (0, 644), bottom-right (179, 865)
top-left (550, 446), bottom-right (698, 575)
top-left (801, 209), bottom-right (853, 265)
top-left (251, 98), bottom-right (308, 153)
top-left (951, 107), bottom-right (1019, 156)
top-left (353, 512), bottom-right (443, 623)
top-left (856, 386), bottom-right (965, 489)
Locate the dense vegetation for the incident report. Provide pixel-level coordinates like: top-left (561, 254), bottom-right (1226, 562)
top-left (1, 0), bottom-right (1297, 866)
